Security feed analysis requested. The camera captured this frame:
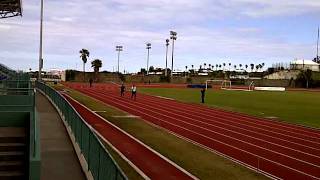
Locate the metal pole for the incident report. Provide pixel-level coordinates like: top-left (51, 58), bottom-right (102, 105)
top-left (317, 26), bottom-right (319, 61)
top-left (147, 48), bottom-right (150, 75)
top-left (165, 44), bottom-right (168, 76)
top-left (171, 39), bottom-right (175, 77)
top-left (38, 0), bottom-right (43, 81)
top-left (117, 50), bottom-right (120, 73)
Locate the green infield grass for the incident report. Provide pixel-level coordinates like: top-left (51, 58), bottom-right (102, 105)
top-left (139, 88), bottom-right (320, 128)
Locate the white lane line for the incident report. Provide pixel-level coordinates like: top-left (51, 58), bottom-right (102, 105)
top-left (112, 115), bottom-right (140, 118)
top-left (155, 96), bottom-right (175, 101)
top-left (93, 111), bottom-right (107, 113)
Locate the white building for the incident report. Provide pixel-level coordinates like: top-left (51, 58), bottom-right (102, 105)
top-left (290, 59), bottom-right (320, 72)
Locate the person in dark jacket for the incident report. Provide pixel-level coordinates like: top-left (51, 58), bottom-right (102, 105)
top-left (89, 78), bottom-right (93, 87)
top-left (201, 88), bottom-right (206, 103)
top-left (120, 83), bottom-right (126, 97)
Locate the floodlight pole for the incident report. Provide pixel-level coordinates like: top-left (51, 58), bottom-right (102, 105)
top-left (38, 0), bottom-right (44, 81)
top-left (146, 43), bottom-right (151, 75)
top-left (165, 39), bottom-right (169, 76)
top-left (317, 26), bottom-right (319, 61)
top-left (170, 31), bottom-right (177, 77)
top-left (116, 46), bottom-right (123, 74)
top-left (117, 50), bottom-right (120, 73)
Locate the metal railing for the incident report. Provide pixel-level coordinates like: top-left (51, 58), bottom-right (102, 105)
top-left (36, 81), bottom-right (127, 180)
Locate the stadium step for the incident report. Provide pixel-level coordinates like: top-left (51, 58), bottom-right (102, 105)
top-left (0, 170), bottom-right (25, 180)
top-left (0, 127), bottom-right (26, 179)
top-left (0, 161), bottom-right (24, 171)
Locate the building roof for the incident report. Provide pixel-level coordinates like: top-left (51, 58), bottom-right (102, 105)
top-left (291, 59), bottom-right (319, 65)
top-left (0, 0), bottom-right (22, 19)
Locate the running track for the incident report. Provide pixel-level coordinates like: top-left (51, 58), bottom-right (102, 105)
top-left (62, 93), bottom-right (197, 180)
top-left (65, 83), bottom-right (320, 180)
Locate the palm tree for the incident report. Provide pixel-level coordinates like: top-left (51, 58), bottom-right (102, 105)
top-left (79, 49), bottom-right (90, 82)
top-left (223, 63), bottom-right (226, 71)
top-left (255, 65), bottom-right (260, 72)
top-left (208, 64), bottom-right (212, 70)
top-left (204, 63), bottom-right (207, 69)
top-left (245, 64), bottom-right (248, 71)
top-left (191, 64), bottom-right (194, 70)
top-left (261, 63), bottom-right (265, 71)
top-left (250, 63), bottom-right (254, 72)
top-left (199, 65), bottom-right (202, 71)
top-left (234, 65), bottom-right (237, 70)
top-left (215, 64), bottom-right (218, 71)
top-left (259, 64), bottom-right (263, 71)
top-left (185, 66), bottom-right (188, 78)
top-left (91, 59), bottom-right (102, 81)
top-left (219, 64), bottom-right (222, 70)
top-left (228, 63), bottom-right (231, 71)
top-left (239, 64), bottom-right (242, 70)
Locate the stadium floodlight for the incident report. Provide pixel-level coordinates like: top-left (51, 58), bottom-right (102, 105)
top-left (170, 31), bottom-right (177, 77)
top-left (165, 39), bottom-right (170, 76)
top-left (116, 46), bottom-right (123, 73)
top-left (38, 0), bottom-right (44, 81)
top-left (0, 0), bottom-right (22, 19)
top-left (146, 43), bottom-right (151, 75)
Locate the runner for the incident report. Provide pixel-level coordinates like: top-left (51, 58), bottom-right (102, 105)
top-left (131, 84), bottom-right (137, 100)
top-left (201, 88), bottom-right (206, 103)
top-left (120, 83), bottom-right (126, 97)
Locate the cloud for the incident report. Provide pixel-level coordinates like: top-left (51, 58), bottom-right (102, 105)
top-left (0, 0), bottom-right (319, 72)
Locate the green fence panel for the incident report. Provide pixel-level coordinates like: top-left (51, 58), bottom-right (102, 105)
top-left (99, 149), bottom-right (117, 180)
top-left (81, 122), bottom-right (90, 160)
top-left (89, 132), bottom-right (101, 179)
top-left (35, 81), bottom-right (127, 180)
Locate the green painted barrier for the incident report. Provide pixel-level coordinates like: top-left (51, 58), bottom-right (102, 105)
top-left (36, 81), bottom-right (128, 180)
top-left (0, 81), bottom-right (40, 180)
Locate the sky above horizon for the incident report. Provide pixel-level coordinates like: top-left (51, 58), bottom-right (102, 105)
top-left (0, 0), bottom-right (320, 72)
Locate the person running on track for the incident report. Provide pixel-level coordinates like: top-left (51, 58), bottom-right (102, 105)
top-left (201, 87), bottom-right (206, 103)
top-left (131, 84), bottom-right (137, 100)
top-left (120, 83), bottom-right (126, 97)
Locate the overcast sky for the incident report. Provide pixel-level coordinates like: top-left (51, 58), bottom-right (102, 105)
top-left (1, 0), bottom-right (320, 72)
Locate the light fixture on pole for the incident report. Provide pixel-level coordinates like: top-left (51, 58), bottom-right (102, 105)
top-left (38, 0), bottom-right (44, 81)
top-left (115, 45), bottom-right (123, 73)
top-left (170, 31), bottom-right (177, 77)
top-left (165, 39), bottom-right (169, 76)
top-left (146, 43), bottom-right (151, 75)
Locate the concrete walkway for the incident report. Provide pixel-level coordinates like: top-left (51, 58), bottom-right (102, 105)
top-left (36, 92), bottom-right (85, 180)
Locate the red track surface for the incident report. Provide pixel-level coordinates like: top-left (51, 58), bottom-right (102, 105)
top-left (62, 93), bottom-right (196, 180)
top-left (65, 83), bottom-right (320, 180)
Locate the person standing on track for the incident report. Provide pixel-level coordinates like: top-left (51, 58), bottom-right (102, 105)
top-left (131, 84), bottom-right (137, 100)
top-left (201, 87), bottom-right (206, 103)
top-left (120, 83), bottom-right (126, 97)
top-left (89, 78), bottom-right (93, 87)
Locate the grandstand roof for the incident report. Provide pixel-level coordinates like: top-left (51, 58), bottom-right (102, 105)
top-left (0, 0), bottom-right (22, 19)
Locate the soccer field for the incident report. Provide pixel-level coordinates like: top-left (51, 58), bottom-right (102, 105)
top-left (139, 88), bottom-right (320, 128)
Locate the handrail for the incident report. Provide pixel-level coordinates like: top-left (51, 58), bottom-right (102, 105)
top-left (33, 89), bottom-right (37, 157)
top-left (35, 81), bottom-right (128, 180)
